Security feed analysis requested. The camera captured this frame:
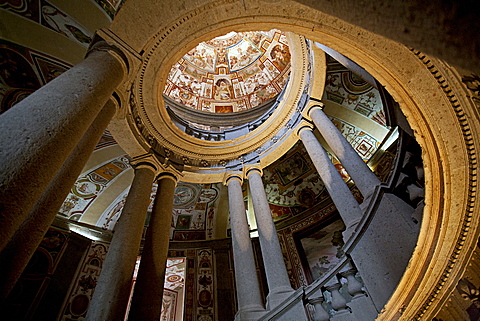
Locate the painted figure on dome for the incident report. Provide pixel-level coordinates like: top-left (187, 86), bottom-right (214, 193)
top-left (270, 43), bottom-right (291, 71)
top-left (214, 78), bottom-right (233, 100)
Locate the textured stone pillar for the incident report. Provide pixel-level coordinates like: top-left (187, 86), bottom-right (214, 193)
top-left (128, 172), bottom-right (178, 321)
top-left (226, 174), bottom-right (265, 320)
top-left (86, 163), bottom-right (156, 321)
top-left (0, 99), bottom-right (117, 300)
top-left (299, 126), bottom-right (363, 238)
top-left (0, 42), bottom-right (127, 252)
top-left (246, 168), bottom-right (293, 308)
top-left (308, 105), bottom-right (381, 198)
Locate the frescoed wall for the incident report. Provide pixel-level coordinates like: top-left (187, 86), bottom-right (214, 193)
top-left (59, 241), bottom-right (110, 320)
top-left (261, 140), bottom-right (371, 223)
top-left (323, 55), bottom-right (386, 127)
top-left (171, 247), bottom-right (224, 321)
top-left (59, 155), bottom-right (131, 220)
top-left (0, 39), bottom-right (71, 113)
top-left (93, 0), bottom-right (126, 19)
top-left (276, 203), bottom-right (338, 288)
top-left (327, 115), bottom-right (381, 161)
top-left (298, 219), bottom-right (346, 281)
top-left (262, 142), bottom-right (328, 220)
top-left (172, 183), bottom-right (221, 241)
top-left (0, 0), bottom-right (93, 46)
top-left (3, 227), bottom-right (92, 321)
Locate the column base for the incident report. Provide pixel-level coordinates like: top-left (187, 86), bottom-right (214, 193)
top-left (234, 305), bottom-right (266, 321)
top-left (266, 286), bottom-right (295, 310)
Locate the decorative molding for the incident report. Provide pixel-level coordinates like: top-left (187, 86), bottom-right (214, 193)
top-left (410, 49), bottom-right (478, 320)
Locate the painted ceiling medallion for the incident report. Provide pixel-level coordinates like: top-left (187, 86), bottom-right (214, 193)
top-left (164, 29), bottom-right (291, 113)
top-left (173, 184), bottom-right (199, 208)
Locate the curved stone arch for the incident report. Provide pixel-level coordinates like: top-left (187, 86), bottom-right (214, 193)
top-left (106, 0), bottom-right (480, 319)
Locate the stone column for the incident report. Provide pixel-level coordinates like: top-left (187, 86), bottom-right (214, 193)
top-left (86, 161), bottom-right (156, 321)
top-left (307, 104), bottom-right (381, 198)
top-left (0, 99), bottom-right (117, 300)
top-left (128, 171), bottom-right (178, 321)
top-left (246, 168), bottom-right (293, 308)
top-left (0, 42), bottom-right (128, 252)
top-left (225, 174), bottom-right (265, 320)
top-left (298, 126), bottom-right (363, 238)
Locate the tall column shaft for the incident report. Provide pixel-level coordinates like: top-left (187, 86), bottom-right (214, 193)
top-left (128, 173), bottom-right (177, 321)
top-left (299, 127), bottom-right (363, 235)
top-left (0, 99), bottom-right (117, 300)
top-left (0, 46), bottom-right (127, 251)
top-left (247, 169), bottom-right (293, 307)
top-left (227, 177), bottom-right (264, 316)
top-left (309, 106), bottom-right (381, 198)
top-left (86, 165), bottom-right (155, 321)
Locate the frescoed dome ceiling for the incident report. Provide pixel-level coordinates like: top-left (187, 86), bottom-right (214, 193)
top-left (163, 30), bottom-right (291, 113)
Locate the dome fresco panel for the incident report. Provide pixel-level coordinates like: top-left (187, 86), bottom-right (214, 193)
top-left (164, 30), bottom-right (291, 113)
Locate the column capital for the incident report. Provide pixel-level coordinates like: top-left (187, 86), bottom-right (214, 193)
top-left (89, 28), bottom-right (143, 84)
top-left (130, 154), bottom-right (183, 180)
top-left (244, 164), bottom-right (263, 179)
top-left (294, 121), bottom-right (315, 138)
top-left (302, 99), bottom-right (325, 121)
top-left (156, 168), bottom-right (181, 183)
top-left (87, 40), bottom-right (130, 81)
top-left (129, 153), bottom-right (159, 172)
top-left (223, 171), bottom-right (244, 186)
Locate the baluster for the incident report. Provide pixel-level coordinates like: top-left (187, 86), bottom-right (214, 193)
top-left (325, 282), bottom-right (349, 314)
top-left (338, 263), bottom-right (378, 320)
top-left (309, 296), bottom-right (330, 321)
top-left (340, 268), bottom-right (364, 298)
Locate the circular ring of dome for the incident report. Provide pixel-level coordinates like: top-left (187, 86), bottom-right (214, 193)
top-left (128, 32), bottom-right (314, 177)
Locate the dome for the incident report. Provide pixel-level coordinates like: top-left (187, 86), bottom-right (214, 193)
top-left (163, 30), bottom-right (291, 113)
